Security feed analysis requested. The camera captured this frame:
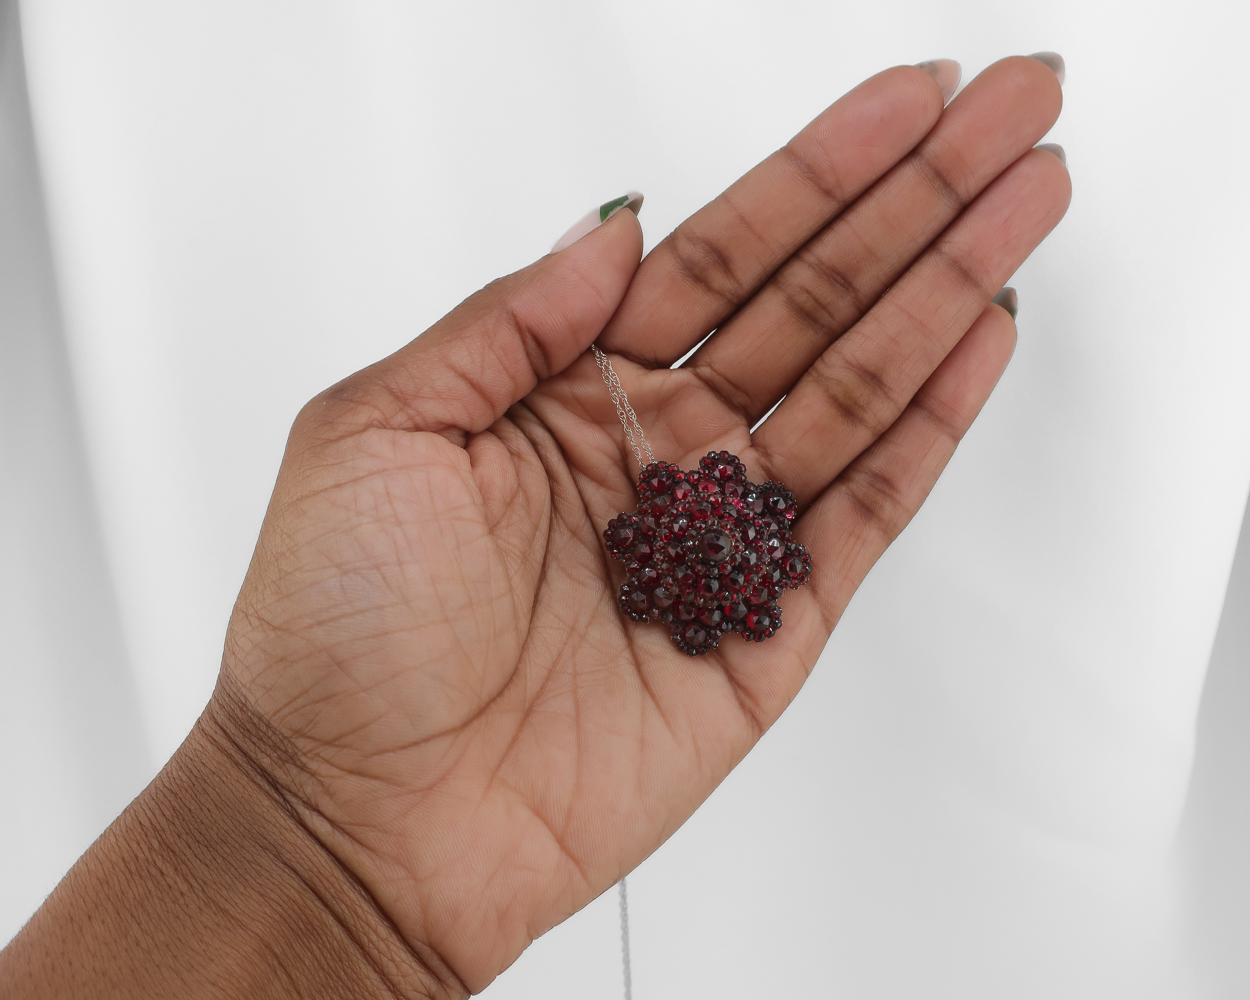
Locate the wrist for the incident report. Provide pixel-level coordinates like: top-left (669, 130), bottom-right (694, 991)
top-left (0, 677), bottom-right (462, 1000)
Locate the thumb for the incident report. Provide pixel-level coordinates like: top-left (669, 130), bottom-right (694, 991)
top-left (326, 198), bottom-right (644, 438)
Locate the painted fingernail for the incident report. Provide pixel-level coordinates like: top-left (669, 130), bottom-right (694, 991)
top-left (1036, 142), bottom-right (1066, 164)
top-left (915, 59), bottom-right (961, 104)
top-left (552, 192), bottom-right (644, 253)
top-left (992, 287), bottom-right (1019, 320)
top-left (1029, 51), bottom-right (1065, 85)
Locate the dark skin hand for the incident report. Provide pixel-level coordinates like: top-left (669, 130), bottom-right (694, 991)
top-left (0, 56), bottom-right (1067, 998)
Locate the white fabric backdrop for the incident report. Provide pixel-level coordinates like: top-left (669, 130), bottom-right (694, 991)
top-left (0, 0), bottom-right (148, 946)
top-left (3, 0), bottom-right (1250, 996)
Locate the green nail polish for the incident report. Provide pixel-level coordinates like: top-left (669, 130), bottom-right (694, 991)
top-left (600, 195), bottom-right (631, 222)
top-left (552, 193), bottom-right (643, 253)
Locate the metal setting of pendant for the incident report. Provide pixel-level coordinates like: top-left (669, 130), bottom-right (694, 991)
top-left (604, 451), bottom-right (812, 655)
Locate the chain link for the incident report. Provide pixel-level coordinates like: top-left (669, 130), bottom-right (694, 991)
top-left (592, 345), bottom-right (655, 472)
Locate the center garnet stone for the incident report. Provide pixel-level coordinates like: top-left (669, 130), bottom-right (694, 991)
top-left (604, 451), bottom-right (812, 656)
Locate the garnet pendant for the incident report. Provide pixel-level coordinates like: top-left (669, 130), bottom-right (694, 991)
top-left (603, 451), bottom-right (812, 656)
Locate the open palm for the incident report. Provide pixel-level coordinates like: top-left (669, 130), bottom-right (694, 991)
top-left (219, 57), bottom-right (1068, 995)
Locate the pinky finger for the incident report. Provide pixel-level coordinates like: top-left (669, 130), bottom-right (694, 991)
top-left (797, 298), bottom-right (1018, 631)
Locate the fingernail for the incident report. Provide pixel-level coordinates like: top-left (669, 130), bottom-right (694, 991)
top-left (915, 59), bottom-right (961, 104)
top-left (552, 192), bottom-right (644, 253)
top-left (992, 287), bottom-right (1019, 320)
top-left (1029, 51), bottom-right (1065, 86)
top-left (1036, 142), bottom-right (1066, 164)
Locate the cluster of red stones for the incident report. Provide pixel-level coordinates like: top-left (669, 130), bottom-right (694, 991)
top-left (603, 451), bottom-right (812, 656)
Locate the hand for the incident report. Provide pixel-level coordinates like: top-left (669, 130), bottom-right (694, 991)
top-left (0, 56), bottom-right (1064, 1000)
top-left (212, 55), bottom-right (1068, 995)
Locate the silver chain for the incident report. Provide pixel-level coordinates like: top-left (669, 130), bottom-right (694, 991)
top-left (593, 345), bottom-right (655, 472)
top-left (595, 342), bottom-right (641, 999)
top-left (618, 878), bottom-right (633, 1000)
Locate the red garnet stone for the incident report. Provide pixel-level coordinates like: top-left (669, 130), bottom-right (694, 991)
top-left (604, 451), bottom-right (812, 656)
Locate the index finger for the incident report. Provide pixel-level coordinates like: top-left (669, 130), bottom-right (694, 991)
top-left (597, 62), bottom-right (953, 367)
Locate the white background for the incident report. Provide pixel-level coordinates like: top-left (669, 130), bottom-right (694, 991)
top-left (3, 0), bottom-right (1250, 997)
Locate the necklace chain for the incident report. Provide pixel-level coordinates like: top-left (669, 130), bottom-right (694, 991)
top-left (618, 879), bottom-right (633, 1000)
top-left (593, 344), bottom-right (640, 999)
top-left (593, 345), bottom-right (655, 472)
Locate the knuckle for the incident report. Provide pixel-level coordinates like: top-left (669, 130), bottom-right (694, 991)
top-left (773, 251), bottom-right (869, 346)
top-left (842, 353), bottom-right (895, 408)
top-left (746, 441), bottom-right (785, 486)
top-left (778, 141), bottom-right (849, 207)
top-left (931, 243), bottom-right (994, 298)
top-left (803, 249), bottom-right (872, 317)
top-left (774, 271), bottom-right (845, 346)
top-left (501, 301), bottom-right (555, 381)
top-left (666, 227), bottom-right (749, 308)
top-left (914, 394), bottom-right (966, 447)
top-left (810, 353), bottom-right (898, 438)
top-left (908, 146), bottom-right (965, 211)
top-left (842, 464), bottom-right (910, 539)
top-left (686, 362), bottom-right (756, 425)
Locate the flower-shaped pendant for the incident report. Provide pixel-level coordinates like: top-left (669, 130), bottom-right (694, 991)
top-left (604, 451), bottom-right (812, 655)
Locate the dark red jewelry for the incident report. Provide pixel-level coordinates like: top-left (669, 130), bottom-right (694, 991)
top-left (603, 451), bottom-right (812, 655)
top-left (591, 345), bottom-right (811, 655)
